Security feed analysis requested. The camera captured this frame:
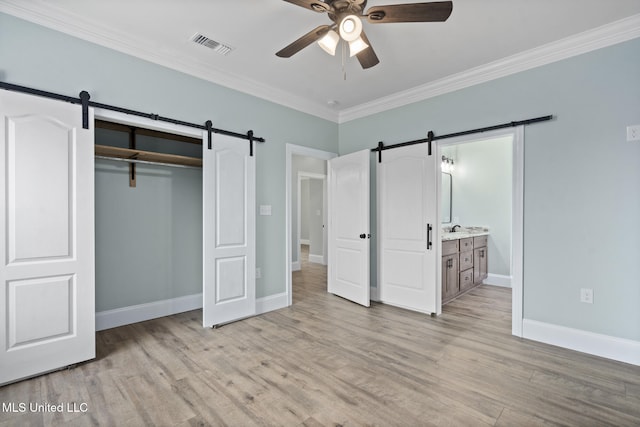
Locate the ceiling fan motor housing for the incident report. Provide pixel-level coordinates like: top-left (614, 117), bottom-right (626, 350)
top-left (277, 0), bottom-right (453, 69)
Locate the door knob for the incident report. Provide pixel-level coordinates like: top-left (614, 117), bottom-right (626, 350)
top-left (359, 233), bottom-right (366, 239)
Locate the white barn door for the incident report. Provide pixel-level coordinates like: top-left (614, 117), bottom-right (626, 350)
top-left (327, 150), bottom-right (370, 306)
top-left (203, 134), bottom-right (256, 327)
top-left (378, 143), bottom-right (437, 314)
top-left (0, 90), bottom-right (95, 385)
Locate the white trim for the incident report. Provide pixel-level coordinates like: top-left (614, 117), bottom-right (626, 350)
top-left (523, 319), bottom-right (640, 366)
top-left (256, 292), bottom-right (288, 315)
top-left (291, 261), bottom-right (301, 272)
top-left (2, 2), bottom-right (638, 123)
top-left (94, 108), bottom-right (203, 138)
top-left (299, 239), bottom-right (311, 245)
top-left (511, 127), bottom-right (525, 337)
top-left (96, 294), bottom-right (202, 331)
top-left (285, 144), bottom-right (337, 307)
top-left (484, 274), bottom-right (511, 288)
top-left (338, 15), bottom-right (640, 123)
top-left (96, 291), bottom-right (290, 331)
top-left (308, 254), bottom-right (324, 264)
top-left (370, 286), bottom-right (380, 302)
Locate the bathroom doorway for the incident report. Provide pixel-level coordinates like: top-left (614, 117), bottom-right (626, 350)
top-left (438, 127), bottom-right (524, 336)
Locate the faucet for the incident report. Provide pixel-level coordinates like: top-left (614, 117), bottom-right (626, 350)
top-left (451, 224), bottom-right (462, 232)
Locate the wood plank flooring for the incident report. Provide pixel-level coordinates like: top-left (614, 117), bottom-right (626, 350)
top-left (2, 247), bottom-right (639, 426)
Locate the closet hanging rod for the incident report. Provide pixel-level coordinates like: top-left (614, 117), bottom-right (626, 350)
top-left (0, 81), bottom-right (266, 143)
top-left (95, 155), bottom-right (202, 170)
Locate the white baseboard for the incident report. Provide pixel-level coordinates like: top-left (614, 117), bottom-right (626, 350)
top-left (299, 239), bottom-right (310, 245)
top-left (484, 273), bottom-right (511, 288)
top-left (308, 254), bottom-right (324, 264)
top-left (256, 292), bottom-right (288, 315)
top-left (96, 293), bottom-right (203, 331)
top-left (370, 286), bottom-right (380, 302)
top-left (97, 291), bottom-right (290, 331)
top-left (522, 319), bottom-right (640, 366)
top-left (291, 261), bottom-right (301, 272)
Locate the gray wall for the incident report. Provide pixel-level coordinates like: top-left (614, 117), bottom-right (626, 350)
top-left (443, 136), bottom-right (513, 278)
top-left (0, 13), bottom-right (338, 306)
top-left (339, 38), bottom-right (640, 341)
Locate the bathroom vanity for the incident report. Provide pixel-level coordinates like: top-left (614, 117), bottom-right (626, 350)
top-left (442, 230), bottom-right (489, 304)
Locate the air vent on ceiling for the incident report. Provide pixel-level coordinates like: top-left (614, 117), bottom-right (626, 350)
top-left (190, 33), bottom-right (233, 55)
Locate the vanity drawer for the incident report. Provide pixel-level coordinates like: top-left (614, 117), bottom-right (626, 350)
top-left (460, 237), bottom-right (474, 252)
top-left (460, 269), bottom-right (474, 292)
top-left (473, 235), bottom-right (488, 248)
top-left (442, 240), bottom-right (459, 256)
top-left (459, 250), bottom-right (473, 271)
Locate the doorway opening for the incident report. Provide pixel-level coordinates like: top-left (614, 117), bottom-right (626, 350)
top-left (285, 144), bottom-right (337, 306)
top-left (437, 127), bottom-right (523, 336)
top-left (94, 108), bottom-right (206, 331)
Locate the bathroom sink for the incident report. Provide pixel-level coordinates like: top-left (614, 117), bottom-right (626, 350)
top-left (442, 227), bottom-right (488, 241)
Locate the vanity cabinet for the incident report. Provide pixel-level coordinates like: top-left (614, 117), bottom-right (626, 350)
top-left (442, 240), bottom-right (459, 302)
top-left (442, 234), bottom-right (489, 304)
top-left (473, 236), bottom-right (488, 284)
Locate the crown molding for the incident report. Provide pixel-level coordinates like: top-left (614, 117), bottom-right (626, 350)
top-left (2, 2), bottom-right (638, 125)
top-left (338, 13), bottom-right (640, 123)
top-left (0, 1), bottom-right (340, 123)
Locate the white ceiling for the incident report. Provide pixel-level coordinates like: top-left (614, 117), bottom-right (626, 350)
top-left (2, 0), bottom-right (640, 122)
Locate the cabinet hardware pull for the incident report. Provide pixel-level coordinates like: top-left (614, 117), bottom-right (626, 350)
top-left (427, 223), bottom-right (433, 250)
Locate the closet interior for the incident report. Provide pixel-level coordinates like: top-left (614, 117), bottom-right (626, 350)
top-left (94, 120), bottom-right (203, 327)
top-left (95, 120), bottom-right (202, 186)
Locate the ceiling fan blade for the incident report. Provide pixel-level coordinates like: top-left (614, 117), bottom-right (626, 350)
top-left (356, 31), bottom-right (380, 69)
top-left (276, 25), bottom-right (331, 58)
top-left (366, 1), bottom-right (453, 24)
top-left (282, 0), bottom-right (331, 13)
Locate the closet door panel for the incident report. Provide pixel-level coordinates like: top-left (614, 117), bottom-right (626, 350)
top-left (377, 143), bottom-right (438, 314)
top-left (0, 90), bottom-right (95, 385)
top-left (7, 115), bottom-right (73, 262)
top-left (203, 134), bottom-right (256, 327)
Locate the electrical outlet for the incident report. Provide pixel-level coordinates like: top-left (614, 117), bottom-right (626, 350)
top-left (580, 288), bottom-right (593, 304)
top-left (627, 125), bottom-right (640, 142)
top-left (256, 268), bottom-right (261, 279)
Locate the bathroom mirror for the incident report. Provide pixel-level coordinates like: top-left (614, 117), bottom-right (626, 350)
top-left (441, 172), bottom-right (452, 223)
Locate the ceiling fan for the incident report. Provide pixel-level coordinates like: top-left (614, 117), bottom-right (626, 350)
top-left (276, 0), bottom-right (453, 69)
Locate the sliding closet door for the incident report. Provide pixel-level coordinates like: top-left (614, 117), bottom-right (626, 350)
top-left (327, 150), bottom-right (370, 306)
top-left (378, 143), bottom-right (437, 314)
top-left (203, 134), bottom-right (256, 327)
top-left (0, 90), bottom-right (95, 385)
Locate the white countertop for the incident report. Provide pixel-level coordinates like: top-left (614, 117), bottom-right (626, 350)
top-left (441, 230), bottom-right (489, 241)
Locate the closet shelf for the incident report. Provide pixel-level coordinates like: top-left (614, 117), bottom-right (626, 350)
top-left (95, 145), bottom-right (202, 168)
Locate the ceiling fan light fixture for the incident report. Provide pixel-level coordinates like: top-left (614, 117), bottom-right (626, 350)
top-left (317, 30), bottom-right (340, 56)
top-left (348, 36), bottom-right (368, 57)
top-left (339, 15), bottom-right (363, 42)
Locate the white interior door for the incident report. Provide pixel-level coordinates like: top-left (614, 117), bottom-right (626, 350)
top-left (203, 133), bottom-right (256, 327)
top-left (0, 90), bottom-right (95, 385)
top-left (328, 150), bottom-right (370, 307)
top-left (378, 143), bottom-right (437, 314)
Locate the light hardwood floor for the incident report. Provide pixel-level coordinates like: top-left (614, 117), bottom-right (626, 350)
top-left (1, 247), bottom-right (639, 426)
